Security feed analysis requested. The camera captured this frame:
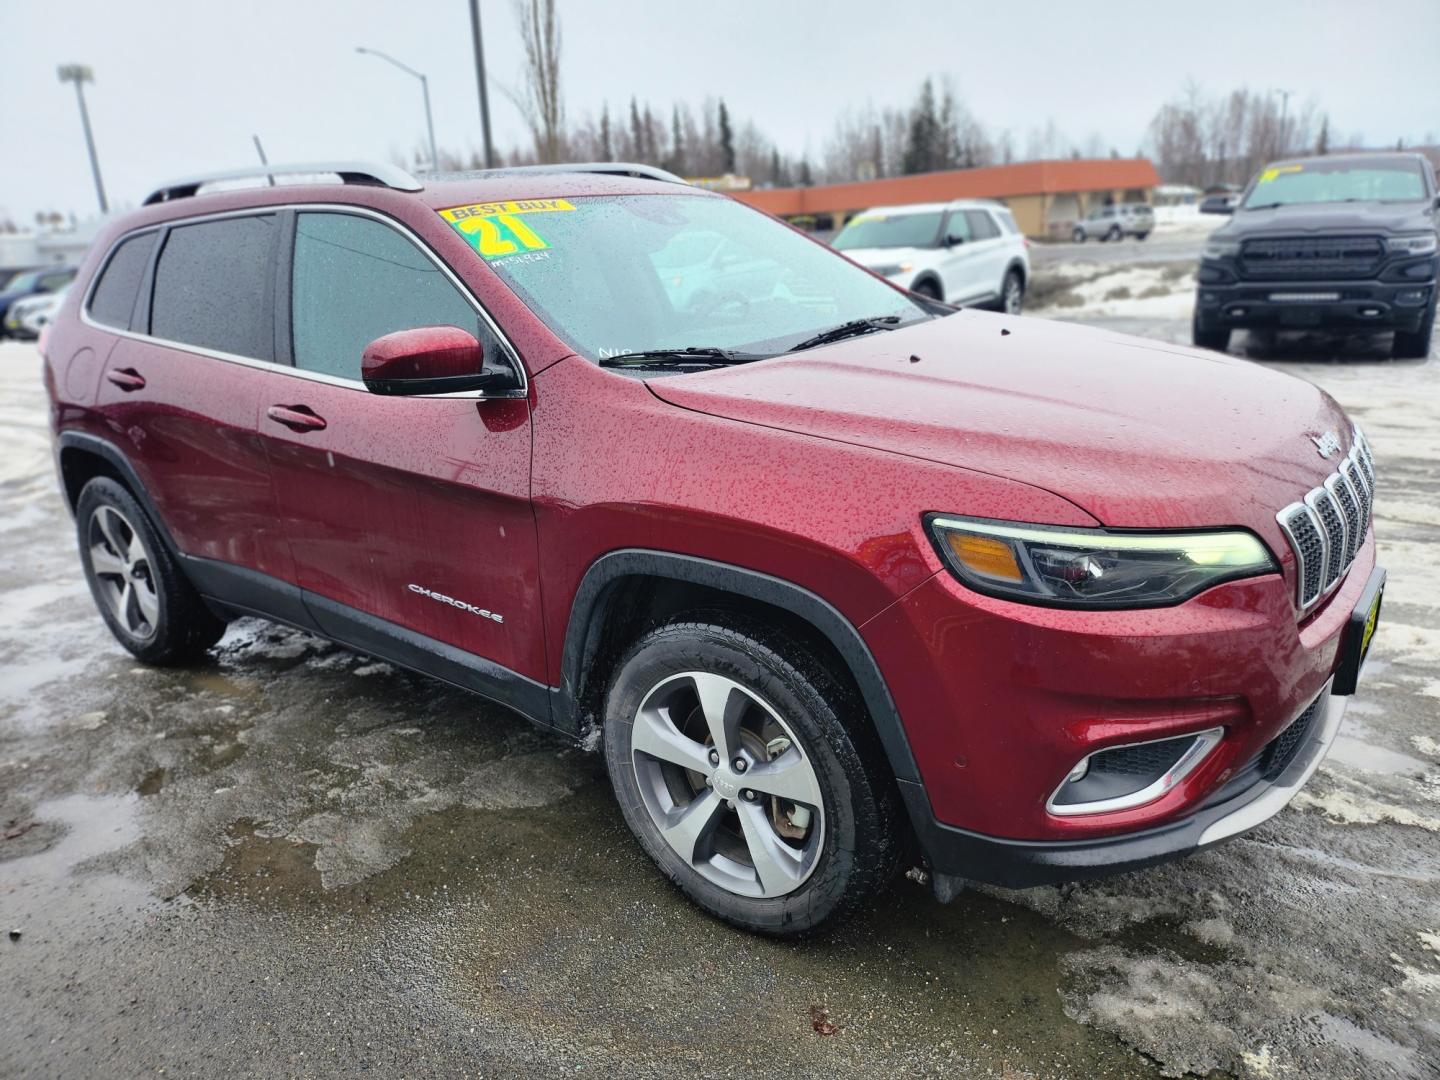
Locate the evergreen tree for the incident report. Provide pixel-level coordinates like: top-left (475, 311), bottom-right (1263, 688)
top-left (902, 79), bottom-right (942, 174)
top-left (629, 96), bottom-right (643, 159)
top-left (599, 103), bottom-right (612, 160)
top-left (718, 99), bottom-right (736, 173)
top-left (671, 105), bottom-right (685, 174)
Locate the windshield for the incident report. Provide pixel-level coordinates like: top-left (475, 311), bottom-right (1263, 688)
top-left (1242, 158), bottom-right (1429, 208)
top-left (832, 212), bottom-right (944, 251)
top-left (3, 270), bottom-right (40, 292)
top-left (442, 194), bottom-right (928, 362)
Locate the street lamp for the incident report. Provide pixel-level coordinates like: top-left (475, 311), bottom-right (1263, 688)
top-left (356, 46), bottom-right (438, 173)
top-left (57, 64), bottom-right (108, 213)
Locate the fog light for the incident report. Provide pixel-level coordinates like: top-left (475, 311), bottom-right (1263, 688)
top-left (1048, 728), bottom-right (1224, 816)
top-left (1359, 306), bottom-right (1381, 317)
top-left (1229, 307), bottom-right (1247, 318)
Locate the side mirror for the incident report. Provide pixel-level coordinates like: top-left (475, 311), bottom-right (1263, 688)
top-left (1201, 201), bottom-right (1234, 216)
top-left (362, 325), bottom-right (491, 396)
top-left (945, 234), bottom-right (966, 247)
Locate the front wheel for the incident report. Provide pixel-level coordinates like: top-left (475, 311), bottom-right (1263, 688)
top-left (1072, 227), bottom-right (1086, 243)
top-left (602, 618), bottom-right (903, 936)
top-left (1192, 310), bottom-right (1231, 352)
top-left (910, 279), bottom-right (942, 301)
top-left (1393, 303), bottom-right (1436, 359)
top-left (1106, 225), bottom-right (1123, 242)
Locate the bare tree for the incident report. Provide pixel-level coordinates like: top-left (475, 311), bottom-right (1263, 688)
top-left (508, 0), bottom-right (565, 163)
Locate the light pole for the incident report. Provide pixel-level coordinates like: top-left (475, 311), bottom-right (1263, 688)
top-left (1274, 87), bottom-right (1293, 157)
top-left (57, 64), bottom-right (108, 213)
top-left (356, 47), bottom-right (438, 173)
top-left (467, 0), bottom-right (496, 168)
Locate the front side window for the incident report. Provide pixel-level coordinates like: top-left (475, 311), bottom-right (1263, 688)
top-left (150, 215), bottom-right (277, 360)
top-left (291, 212), bottom-right (481, 380)
top-left (1243, 158), bottom-right (1429, 208)
top-left (832, 211), bottom-right (944, 251)
top-left (445, 194), bottom-right (928, 363)
top-left (88, 232), bottom-right (157, 330)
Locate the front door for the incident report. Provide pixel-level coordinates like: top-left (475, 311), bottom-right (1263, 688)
top-left (257, 209), bottom-right (545, 683)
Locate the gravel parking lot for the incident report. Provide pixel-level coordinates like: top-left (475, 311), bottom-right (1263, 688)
top-left (2, 272), bottom-right (1438, 1079)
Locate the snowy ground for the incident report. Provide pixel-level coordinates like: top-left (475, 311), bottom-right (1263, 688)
top-left (2, 299), bottom-right (1439, 1080)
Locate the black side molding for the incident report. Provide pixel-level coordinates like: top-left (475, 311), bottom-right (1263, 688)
top-left (557, 550), bottom-right (924, 786)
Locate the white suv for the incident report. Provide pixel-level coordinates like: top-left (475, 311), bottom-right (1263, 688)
top-left (1071, 202), bottom-right (1155, 243)
top-left (831, 200), bottom-right (1030, 313)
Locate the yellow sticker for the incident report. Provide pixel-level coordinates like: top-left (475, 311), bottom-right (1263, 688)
top-left (1258, 165), bottom-right (1303, 184)
top-left (440, 200), bottom-right (573, 260)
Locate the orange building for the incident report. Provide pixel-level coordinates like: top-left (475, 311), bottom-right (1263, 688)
top-left (732, 158), bottom-right (1162, 239)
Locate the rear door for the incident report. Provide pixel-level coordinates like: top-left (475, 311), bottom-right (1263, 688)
top-left (91, 213), bottom-right (294, 585)
top-left (962, 210), bottom-right (1008, 300)
top-left (257, 208), bottom-right (545, 683)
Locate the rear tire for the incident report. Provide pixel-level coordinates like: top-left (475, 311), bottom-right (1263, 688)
top-left (76, 478), bottom-right (226, 665)
top-left (602, 617), bottom-right (903, 936)
top-left (1106, 225), bottom-right (1123, 242)
top-left (1192, 310), bottom-right (1231, 352)
top-left (1072, 227), bottom-right (1085, 243)
top-left (1392, 303), bottom-right (1435, 359)
top-left (911, 279), bottom-right (942, 301)
top-left (1135, 231), bottom-right (1150, 241)
top-left (1000, 269), bottom-right (1025, 315)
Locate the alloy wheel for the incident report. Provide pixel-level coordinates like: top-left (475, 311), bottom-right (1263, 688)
top-left (87, 505), bottom-right (160, 640)
top-left (1004, 275), bottom-right (1023, 314)
top-left (629, 671), bottom-right (825, 898)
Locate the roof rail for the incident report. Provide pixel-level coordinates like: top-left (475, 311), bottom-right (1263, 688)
top-left (428, 162), bottom-right (689, 186)
top-left (142, 161), bottom-right (424, 205)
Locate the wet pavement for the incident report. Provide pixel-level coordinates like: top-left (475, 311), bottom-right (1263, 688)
top-left (2, 315), bottom-right (1438, 1079)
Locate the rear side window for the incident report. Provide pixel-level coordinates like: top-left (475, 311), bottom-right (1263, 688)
top-left (290, 212), bottom-right (478, 380)
top-left (964, 211), bottom-right (1001, 240)
top-left (88, 233), bottom-right (156, 329)
top-left (151, 215), bottom-right (277, 360)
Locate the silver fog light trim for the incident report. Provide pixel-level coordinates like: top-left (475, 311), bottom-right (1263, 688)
top-left (1046, 727), bottom-right (1225, 817)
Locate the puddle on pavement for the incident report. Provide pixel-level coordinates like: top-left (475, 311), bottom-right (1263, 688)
top-left (137, 767), bottom-right (168, 796)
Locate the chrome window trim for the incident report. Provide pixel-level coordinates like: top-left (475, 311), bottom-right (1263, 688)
top-left (79, 202), bottom-right (528, 400)
top-left (1045, 726), bottom-right (1225, 817)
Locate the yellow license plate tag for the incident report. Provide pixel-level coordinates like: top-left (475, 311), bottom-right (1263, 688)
top-left (1360, 587), bottom-right (1382, 663)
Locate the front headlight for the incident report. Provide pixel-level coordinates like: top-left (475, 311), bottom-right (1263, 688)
top-left (871, 262), bottom-right (914, 277)
top-left (1201, 239), bottom-right (1241, 260)
top-left (1384, 233), bottom-right (1438, 256)
top-left (927, 516), bottom-right (1277, 608)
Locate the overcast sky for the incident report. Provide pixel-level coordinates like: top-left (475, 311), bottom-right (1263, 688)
top-left (3, 0), bottom-right (1437, 223)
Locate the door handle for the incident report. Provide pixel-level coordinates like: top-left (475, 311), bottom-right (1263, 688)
top-left (105, 367), bottom-right (146, 391)
top-left (266, 404), bottom-right (327, 432)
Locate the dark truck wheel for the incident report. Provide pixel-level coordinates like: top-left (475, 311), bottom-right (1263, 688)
top-left (76, 477), bottom-right (226, 665)
top-left (602, 617), bottom-right (903, 936)
top-left (1392, 302), bottom-right (1436, 359)
top-left (1192, 310), bottom-right (1231, 352)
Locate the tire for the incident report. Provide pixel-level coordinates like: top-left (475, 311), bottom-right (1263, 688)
top-left (75, 477), bottom-right (226, 665)
top-left (1106, 225), bottom-right (1123, 242)
top-left (911, 279), bottom-right (942, 301)
top-left (1000, 268), bottom-right (1025, 315)
top-left (1136, 231), bottom-right (1150, 242)
top-left (602, 616), bottom-right (904, 936)
top-left (1191, 310), bottom-right (1231, 352)
top-left (1072, 227), bottom-right (1085, 244)
top-left (1393, 302), bottom-right (1436, 359)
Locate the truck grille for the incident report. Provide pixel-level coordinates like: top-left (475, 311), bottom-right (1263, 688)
top-left (1275, 429), bottom-right (1375, 611)
top-left (1240, 235), bottom-right (1383, 279)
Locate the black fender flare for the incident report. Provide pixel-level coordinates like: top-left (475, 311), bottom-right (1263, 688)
top-left (556, 549), bottom-right (923, 789)
top-left (56, 431), bottom-right (184, 559)
top-left (910, 272), bottom-right (943, 300)
top-left (1003, 258), bottom-right (1027, 287)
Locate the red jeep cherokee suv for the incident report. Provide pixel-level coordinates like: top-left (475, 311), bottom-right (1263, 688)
top-left (43, 162), bottom-right (1384, 935)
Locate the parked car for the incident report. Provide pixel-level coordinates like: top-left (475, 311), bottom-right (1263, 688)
top-left (1071, 202), bottom-right (1155, 242)
top-left (0, 265), bottom-right (76, 336)
top-left (46, 161), bottom-right (1383, 935)
top-left (4, 286), bottom-right (68, 341)
top-left (1193, 152), bottom-right (1439, 358)
top-left (831, 200), bottom-right (1030, 312)
top-left (1199, 193), bottom-right (1241, 215)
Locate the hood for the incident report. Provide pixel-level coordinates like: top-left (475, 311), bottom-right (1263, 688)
top-left (647, 310), bottom-right (1352, 532)
top-left (835, 246), bottom-right (929, 271)
top-left (1217, 199), bottom-right (1435, 239)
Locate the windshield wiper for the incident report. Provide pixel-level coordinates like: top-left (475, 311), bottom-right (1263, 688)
top-left (787, 315), bottom-right (903, 353)
top-left (598, 346), bottom-right (765, 368)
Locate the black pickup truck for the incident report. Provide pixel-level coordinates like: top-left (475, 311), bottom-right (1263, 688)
top-left (1193, 152), bottom-right (1439, 359)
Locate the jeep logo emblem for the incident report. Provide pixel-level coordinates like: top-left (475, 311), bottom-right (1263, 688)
top-left (710, 771), bottom-right (740, 800)
top-left (1310, 430), bottom-right (1342, 459)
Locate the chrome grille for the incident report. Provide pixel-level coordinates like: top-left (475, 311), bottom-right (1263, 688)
top-left (1239, 235), bottom-right (1384, 279)
top-left (1276, 428), bottom-right (1375, 611)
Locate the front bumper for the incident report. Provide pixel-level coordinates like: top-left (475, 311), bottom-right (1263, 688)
top-left (1195, 270), bottom-right (1435, 332)
top-left (901, 563), bottom-right (1384, 890)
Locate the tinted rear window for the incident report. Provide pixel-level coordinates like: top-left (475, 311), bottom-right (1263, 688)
top-left (88, 233), bottom-right (157, 329)
top-left (150, 215), bottom-right (277, 360)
